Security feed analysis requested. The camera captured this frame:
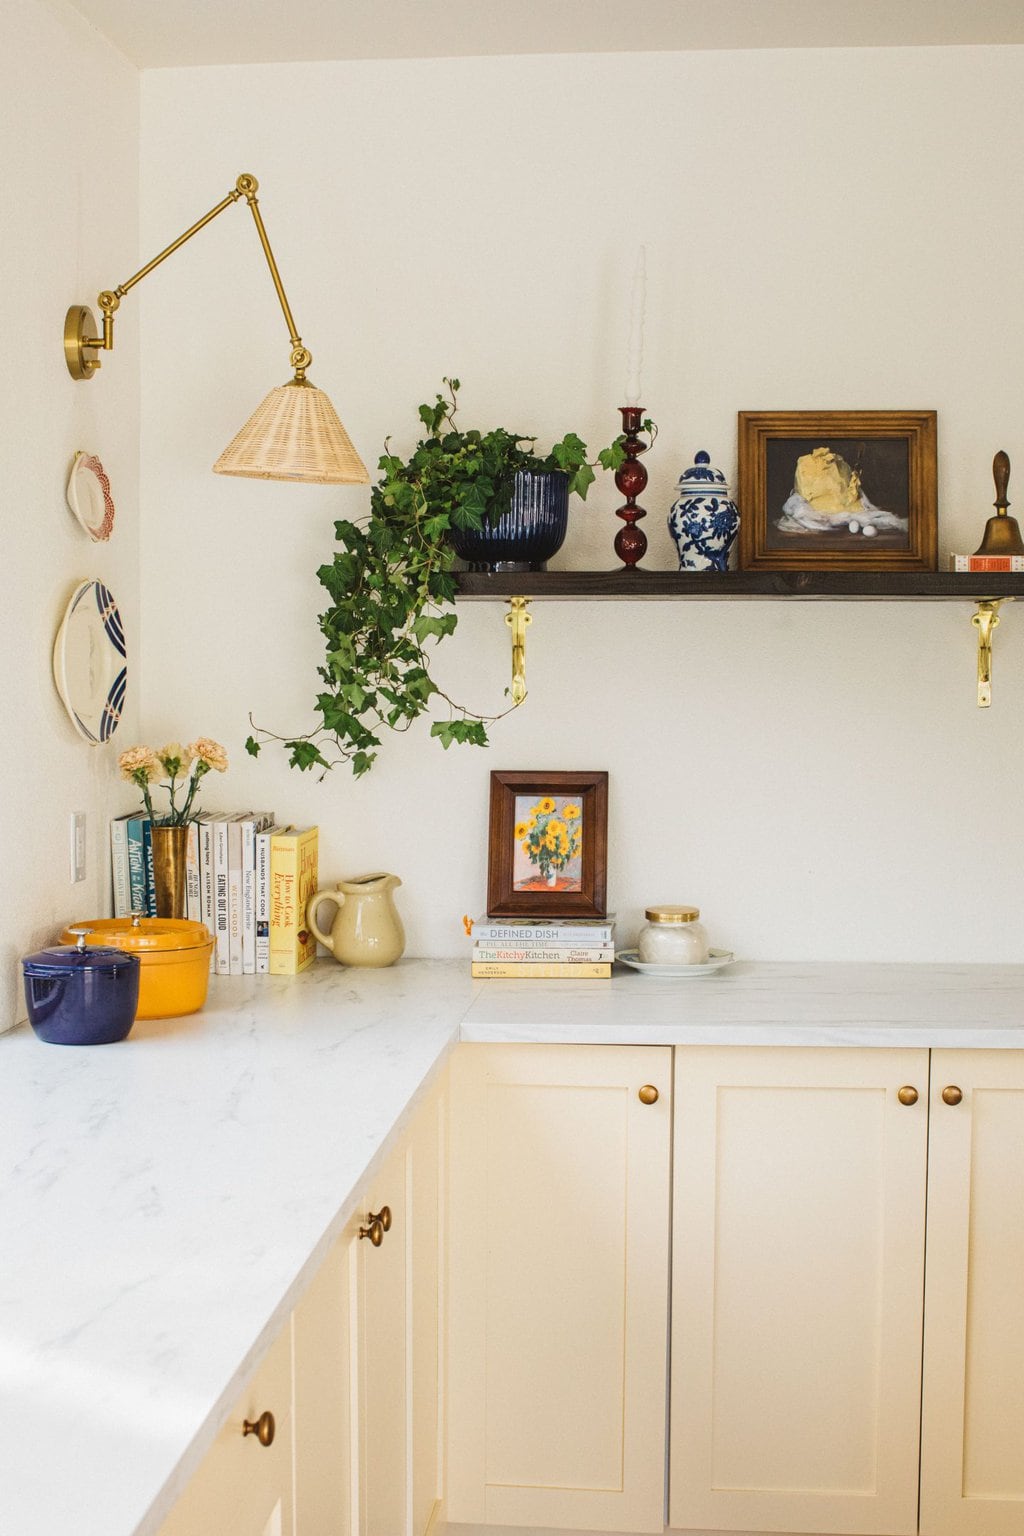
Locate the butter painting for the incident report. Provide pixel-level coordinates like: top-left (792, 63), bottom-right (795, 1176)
top-left (767, 438), bottom-right (910, 548)
top-left (738, 410), bottom-right (938, 571)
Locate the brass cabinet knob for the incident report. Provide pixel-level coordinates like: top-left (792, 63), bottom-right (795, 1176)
top-left (638, 1085), bottom-right (659, 1106)
top-left (897, 1085), bottom-right (919, 1106)
top-left (942, 1085), bottom-right (964, 1106)
top-left (369, 1205), bottom-right (392, 1232)
top-left (359, 1217), bottom-right (384, 1246)
top-left (242, 1411), bottom-right (275, 1447)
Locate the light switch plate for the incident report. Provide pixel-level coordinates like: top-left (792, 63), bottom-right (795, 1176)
top-left (70, 812), bottom-right (86, 883)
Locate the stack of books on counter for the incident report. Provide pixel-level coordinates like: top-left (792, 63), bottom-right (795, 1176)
top-left (110, 814), bottom-right (319, 977)
top-left (470, 915), bottom-right (616, 979)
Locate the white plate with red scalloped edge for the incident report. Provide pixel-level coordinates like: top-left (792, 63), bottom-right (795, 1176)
top-left (66, 451), bottom-right (116, 541)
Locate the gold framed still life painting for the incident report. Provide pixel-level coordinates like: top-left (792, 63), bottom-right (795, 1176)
top-left (737, 410), bottom-right (937, 571)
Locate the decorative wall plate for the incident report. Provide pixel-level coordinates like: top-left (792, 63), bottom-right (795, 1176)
top-left (52, 580), bottom-right (127, 744)
top-left (66, 451), bottom-right (116, 541)
top-left (616, 947), bottom-right (735, 978)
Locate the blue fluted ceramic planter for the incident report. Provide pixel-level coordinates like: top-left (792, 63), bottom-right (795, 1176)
top-left (450, 469), bottom-right (569, 572)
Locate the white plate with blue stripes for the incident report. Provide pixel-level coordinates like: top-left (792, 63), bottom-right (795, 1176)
top-left (52, 579), bottom-right (127, 744)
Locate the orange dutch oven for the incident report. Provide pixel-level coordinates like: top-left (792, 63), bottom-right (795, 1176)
top-left (59, 917), bottom-right (214, 1019)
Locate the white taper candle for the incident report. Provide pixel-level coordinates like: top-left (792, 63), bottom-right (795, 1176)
top-left (623, 245), bottom-right (646, 405)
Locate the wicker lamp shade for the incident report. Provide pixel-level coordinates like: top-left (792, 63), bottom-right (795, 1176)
top-left (213, 378), bottom-right (370, 484)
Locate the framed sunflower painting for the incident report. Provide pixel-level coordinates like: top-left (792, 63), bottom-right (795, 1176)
top-left (486, 770), bottom-right (608, 918)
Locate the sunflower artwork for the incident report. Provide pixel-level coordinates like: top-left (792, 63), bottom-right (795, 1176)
top-left (512, 794), bottom-right (584, 892)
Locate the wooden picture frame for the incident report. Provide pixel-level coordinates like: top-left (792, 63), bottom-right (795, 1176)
top-left (487, 770), bottom-right (608, 918)
top-left (737, 410), bottom-right (937, 571)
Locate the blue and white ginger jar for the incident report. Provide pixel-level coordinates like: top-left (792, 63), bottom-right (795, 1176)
top-left (668, 451), bottom-right (740, 572)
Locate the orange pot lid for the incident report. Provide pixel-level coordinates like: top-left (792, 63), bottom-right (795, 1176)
top-left (59, 917), bottom-right (213, 953)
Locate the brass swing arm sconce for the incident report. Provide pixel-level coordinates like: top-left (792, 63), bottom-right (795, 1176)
top-left (64, 173), bottom-right (368, 484)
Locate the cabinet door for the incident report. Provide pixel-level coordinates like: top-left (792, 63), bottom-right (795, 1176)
top-left (446, 1043), bottom-right (672, 1533)
top-left (354, 1079), bottom-right (444, 1536)
top-left (157, 1321), bottom-right (294, 1536)
top-left (920, 1049), bottom-right (1024, 1536)
top-left (670, 1046), bottom-right (928, 1536)
top-left (293, 1231), bottom-right (354, 1536)
top-left (356, 1136), bottom-right (409, 1536)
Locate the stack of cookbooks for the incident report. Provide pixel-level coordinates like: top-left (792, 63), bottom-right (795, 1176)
top-left (469, 915), bottom-right (616, 979)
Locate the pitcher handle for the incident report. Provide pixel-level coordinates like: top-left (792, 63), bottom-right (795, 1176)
top-left (306, 888), bottom-right (343, 954)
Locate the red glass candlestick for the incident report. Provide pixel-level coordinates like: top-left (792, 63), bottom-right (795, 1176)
top-left (614, 405), bottom-right (650, 568)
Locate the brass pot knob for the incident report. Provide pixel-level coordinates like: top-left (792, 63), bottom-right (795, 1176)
top-left (638, 1085), bottom-right (659, 1105)
top-left (897, 1085), bottom-right (919, 1106)
top-left (242, 1411), bottom-right (275, 1447)
top-left (359, 1218), bottom-right (384, 1246)
top-left (942, 1085), bottom-right (964, 1106)
top-left (370, 1205), bottom-right (392, 1232)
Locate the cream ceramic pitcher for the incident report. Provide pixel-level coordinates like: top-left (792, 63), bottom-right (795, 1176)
top-left (306, 872), bottom-right (405, 967)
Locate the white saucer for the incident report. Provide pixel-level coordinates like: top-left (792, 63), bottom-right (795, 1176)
top-left (616, 947), bottom-right (734, 978)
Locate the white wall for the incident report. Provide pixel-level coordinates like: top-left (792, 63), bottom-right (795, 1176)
top-left (0, 0), bottom-right (140, 1029)
top-left (139, 46), bottom-right (1024, 962)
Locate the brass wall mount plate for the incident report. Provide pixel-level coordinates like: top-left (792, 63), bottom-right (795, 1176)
top-left (64, 305), bottom-right (99, 380)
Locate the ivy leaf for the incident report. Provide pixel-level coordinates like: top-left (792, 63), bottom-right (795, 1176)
top-left (597, 441), bottom-right (626, 472)
top-left (550, 433), bottom-right (587, 474)
top-left (245, 736), bottom-right (261, 758)
top-left (430, 719), bottom-right (489, 749)
top-left (568, 462), bottom-right (596, 501)
top-left (412, 613), bottom-right (458, 642)
top-left (288, 740), bottom-right (331, 772)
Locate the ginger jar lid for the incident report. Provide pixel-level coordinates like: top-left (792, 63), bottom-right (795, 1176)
top-left (677, 451), bottom-right (731, 494)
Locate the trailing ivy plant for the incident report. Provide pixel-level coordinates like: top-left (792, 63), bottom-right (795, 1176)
top-left (246, 379), bottom-right (656, 778)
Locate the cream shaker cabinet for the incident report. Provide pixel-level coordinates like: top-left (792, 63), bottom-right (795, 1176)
top-left (920, 1050), bottom-right (1024, 1536)
top-left (150, 1040), bottom-right (1024, 1536)
top-left (355, 1076), bottom-right (444, 1536)
top-left (669, 1045), bottom-right (1024, 1536)
top-left (670, 1046), bottom-right (930, 1536)
top-left (445, 1042), bottom-right (672, 1533)
top-left (156, 1073), bottom-right (445, 1536)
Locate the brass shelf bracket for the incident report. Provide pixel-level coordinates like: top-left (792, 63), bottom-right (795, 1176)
top-left (505, 596), bottom-right (531, 705)
top-left (971, 598), bottom-right (1010, 707)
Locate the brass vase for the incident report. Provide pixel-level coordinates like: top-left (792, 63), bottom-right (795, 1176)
top-left (151, 823), bottom-right (189, 920)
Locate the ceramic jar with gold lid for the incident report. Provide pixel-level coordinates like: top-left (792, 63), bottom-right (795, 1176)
top-left (637, 906), bottom-right (709, 965)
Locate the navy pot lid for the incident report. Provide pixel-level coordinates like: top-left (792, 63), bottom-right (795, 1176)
top-left (23, 929), bottom-right (139, 976)
top-left (677, 450), bottom-right (731, 492)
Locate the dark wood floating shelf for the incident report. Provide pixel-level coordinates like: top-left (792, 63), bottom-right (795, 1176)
top-left (454, 570), bottom-right (1024, 602)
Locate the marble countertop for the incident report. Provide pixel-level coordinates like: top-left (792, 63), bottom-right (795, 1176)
top-left (4, 956), bottom-right (1024, 1536)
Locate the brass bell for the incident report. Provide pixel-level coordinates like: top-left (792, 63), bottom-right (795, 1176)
top-left (973, 450), bottom-right (1024, 556)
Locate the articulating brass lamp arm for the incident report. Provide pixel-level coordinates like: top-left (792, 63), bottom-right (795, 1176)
top-left (64, 174), bottom-right (312, 382)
